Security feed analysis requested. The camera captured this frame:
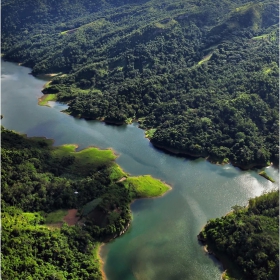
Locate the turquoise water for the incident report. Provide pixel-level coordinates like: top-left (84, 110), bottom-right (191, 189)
top-left (1, 60), bottom-right (278, 280)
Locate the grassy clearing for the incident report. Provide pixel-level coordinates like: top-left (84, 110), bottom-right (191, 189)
top-left (72, 147), bottom-right (116, 173)
top-left (60, 19), bottom-right (107, 35)
top-left (125, 175), bottom-right (171, 198)
top-left (252, 29), bottom-right (277, 42)
top-left (45, 209), bottom-right (68, 224)
top-left (38, 94), bottom-right (57, 106)
top-left (198, 53), bottom-right (212, 65)
top-left (60, 28), bottom-right (78, 35)
top-left (52, 145), bottom-right (117, 176)
top-left (52, 144), bottom-right (77, 157)
top-left (109, 163), bottom-right (127, 181)
top-left (145, 128), bottom-right (156, 139)
top-left (252, 34), bottom-right (269, 40)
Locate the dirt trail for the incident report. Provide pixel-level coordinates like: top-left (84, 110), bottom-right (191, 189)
top-left (63, 209), bottom-right (79, 226)
top-left (117, 177), bottom-right (127, 182)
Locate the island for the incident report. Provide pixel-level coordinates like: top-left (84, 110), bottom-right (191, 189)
top-left (1, 127), bottom-right (171, 279)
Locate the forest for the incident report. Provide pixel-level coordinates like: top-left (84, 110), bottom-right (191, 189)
top-left (198, 190), bottom-right (279, 280)
top-left (1, 0), bottom-right (279, 168)
top-left (1, 126), bottom-right (169, 279)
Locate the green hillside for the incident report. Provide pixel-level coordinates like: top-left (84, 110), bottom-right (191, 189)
top-left (1, 0), bottom-right (279, 168)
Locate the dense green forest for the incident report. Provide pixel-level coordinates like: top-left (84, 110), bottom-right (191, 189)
top-left (198, 190), bottom-right (279, 280)
top-left (1, 0), bottom-right (279, 168)
top-left (1, 127), bottom-right (169, 279)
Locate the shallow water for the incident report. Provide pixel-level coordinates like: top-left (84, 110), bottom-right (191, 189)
top-left (1, 60), bottom-right (278, 280)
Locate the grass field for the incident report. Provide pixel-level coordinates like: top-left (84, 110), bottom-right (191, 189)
top-left (52, 144), bottom-right (77, 157)
top-left (252, 29), bottom-right (277, 42)
top-left (38, 94), bottom-right (57, 106)
top-left (45, 209), bottom-right (68, 224)
top-left (71, 147), bottom-right (116, 176)
top-left (124, 175), bottom-right (171, 198)
top-left (51, 145), bottom-right (117, 176)
top-left (109, 163), bottom-right (127, 181)
top-left (198, 53), bottom-right (212, 65)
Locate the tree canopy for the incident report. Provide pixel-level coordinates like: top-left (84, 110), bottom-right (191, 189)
top-left (2, 0), bottom-right (279, 168)
top-left (1, 127), bottom-right (169, 279)
top-left (198, 190), bottom-right (279, 280)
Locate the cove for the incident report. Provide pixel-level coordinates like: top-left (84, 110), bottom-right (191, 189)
top-left (1, 59), bottom-right (278, 280)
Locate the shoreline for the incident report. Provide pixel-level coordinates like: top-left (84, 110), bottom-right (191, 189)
top-left (197, 235), bottom-right (228, 280)
top-left (36, 76), bottom-right (276, 172)
top-left (54, 106), bottom-right (272, 172)
top-left (151, 142), bottom-right (206, 159)
top-left (98, 243), bottom-right (107, 280)
top-left (43, 96), bottom-right (274, 172)
top-left (151, 142), bottom-right (271, 171)
top-left (8, 60), bottom-right (276, 280)
top-left (98, 180), bottom-right (172, 279)
top-left (38, 93), bottom-right (53, 107)
top-left (6, 123), bottom-right (173, 280)
top-left (197, 201), bottom-right (252, 280)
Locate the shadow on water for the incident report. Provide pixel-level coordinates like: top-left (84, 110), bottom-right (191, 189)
top-left (131, 198), bottom-right (156, 214)
top-left (151, 143), bottom-right (200, 161)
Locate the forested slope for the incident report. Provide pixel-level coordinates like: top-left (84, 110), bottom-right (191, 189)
top-left (198, 191), bottom-right (279, 280)
top-left (2, 0), bottom-right (279, 168)
top-left (1, 127), bottom-right (169, 279)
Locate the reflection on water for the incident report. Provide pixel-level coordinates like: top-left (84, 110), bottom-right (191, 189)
top-left (2, 59), bottom-right (279, 280)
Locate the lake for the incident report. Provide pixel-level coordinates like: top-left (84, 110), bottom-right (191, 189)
top-left (1, 59), bottom-right (278, 280)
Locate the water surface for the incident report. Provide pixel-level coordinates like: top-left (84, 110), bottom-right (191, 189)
top-left (1, 60), bottom-right (278, 280)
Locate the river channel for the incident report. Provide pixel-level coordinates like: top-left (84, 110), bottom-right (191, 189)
top-left (1, 60), bottom-right (278, 280)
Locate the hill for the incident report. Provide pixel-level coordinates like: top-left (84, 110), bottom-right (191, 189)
top-left (1, 0), bottom-right (279, 168)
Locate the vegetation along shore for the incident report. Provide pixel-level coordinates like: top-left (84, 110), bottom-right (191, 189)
top-left (1, 0), bottom-right (279, 279)
top-left (198, 190), bottom-right (279, 280)
top-left (1, 127), bottom-right (171, 279)
top-left (2, 0), bottom-right (278, 170)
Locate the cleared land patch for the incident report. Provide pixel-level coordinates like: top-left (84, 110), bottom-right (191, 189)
top-left (124, 175), bottom-right (171, 198)
top-left (63, 209), bottom-right (79, 226)
top-left (45, 209), bottom-right (68, 224)
top-left (109, 163), bottom-right (127, 181)
top-left (38, 94), bottom-right (57, 106)
top-left (51, 144), bottom-right (117, 177)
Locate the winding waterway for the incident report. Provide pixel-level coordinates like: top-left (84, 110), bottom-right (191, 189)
top-left (1, 60), bottom-right (278, 280)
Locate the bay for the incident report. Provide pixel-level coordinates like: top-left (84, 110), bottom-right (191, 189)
top-left (1, 59), bottom-right (278, 280)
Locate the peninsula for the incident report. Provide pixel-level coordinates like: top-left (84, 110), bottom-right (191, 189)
top-left (198, 191), bottom-right (279, 280)
top-left (1, 127), bottom-right (170, 279)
